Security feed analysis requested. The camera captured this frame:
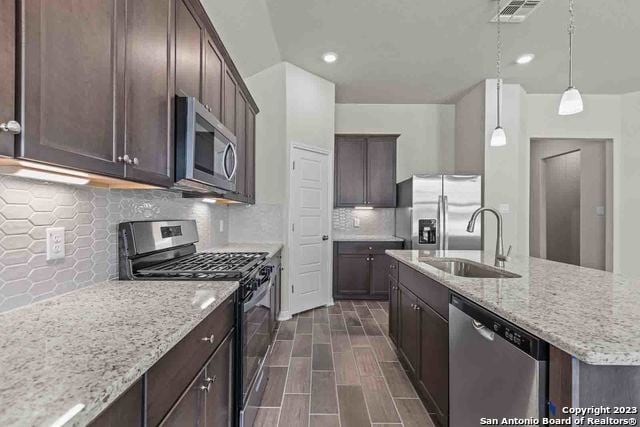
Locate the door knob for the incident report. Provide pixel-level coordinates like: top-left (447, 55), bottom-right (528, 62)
top-left (0, 120), bottom-right (21, 134)
top-left (322, 235), bottom-right (329, 241)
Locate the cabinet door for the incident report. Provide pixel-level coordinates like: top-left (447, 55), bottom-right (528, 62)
top-left (21, 0), bottom-right (125, 176)
top-left (175, 0), bottom-right (202, 100)
top-left (398, 285), bottom-right (419, 375)
top-left (335, 136), bottom-right (366, 206)
top-left (245, 106), bottom-right (256, 203)
top-left (234, 92), bottom-right (247, 196)
top-left (222, 69), bottom-right (237, 134)
top-left (203, 36), bottom-right (223, 121)
top-left (123, 0), bottom-right (173, 187)
top-left (336, 254), bottom-right (370, 298)
top-left (370, 254), bottom-right (391, 299)
top-left (204, 333), bottom-right (234, 427)
top-left (418, 300), bottom-right (449, 426)
top-left (0, 0), bottom-right (15, 157)
top-left (388, 277), bottom-right (399, 346)
top-left (366, 136), bottom-right (397, 207)
top-left (160, 371), bottom-right (206, 427)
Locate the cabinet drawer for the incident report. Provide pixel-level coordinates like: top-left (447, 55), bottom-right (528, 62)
top-left (147, 294), bottom-right (235, 426)
top-left (337, 241), bottom-right (403, 255)
top-left (399, 263), bottom-right (448, 320)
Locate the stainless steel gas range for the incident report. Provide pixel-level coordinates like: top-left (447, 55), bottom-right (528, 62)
top-left (117, 220), bottom-right (278, 427)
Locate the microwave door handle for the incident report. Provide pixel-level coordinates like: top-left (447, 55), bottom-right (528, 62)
top-left (222, 143), bottom-right (238, 180)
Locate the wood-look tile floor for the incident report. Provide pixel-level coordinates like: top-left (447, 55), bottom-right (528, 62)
top-left (255, 300), bottom-right (435, 427)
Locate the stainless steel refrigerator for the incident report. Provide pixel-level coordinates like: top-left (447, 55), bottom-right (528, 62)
top-left (395, 175), bottom-right (482, 250)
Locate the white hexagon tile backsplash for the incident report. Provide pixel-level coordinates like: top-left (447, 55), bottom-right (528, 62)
top-left (0, 176), bottom-right (228, 313)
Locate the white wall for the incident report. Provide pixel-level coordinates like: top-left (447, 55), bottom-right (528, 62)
top-left (454, 83), bottom-right (485, 175)
top-left (483, 80), bottom-right (529, 256)
top-left (620, 92), bottom-right (640, 278)
top-left (335, 104), bottom-right (456, 181)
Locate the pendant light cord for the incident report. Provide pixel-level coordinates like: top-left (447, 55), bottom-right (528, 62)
top-left (496, 0), bottom-right (502, 127)
top-left (568, 0), bottom-right (575, 88)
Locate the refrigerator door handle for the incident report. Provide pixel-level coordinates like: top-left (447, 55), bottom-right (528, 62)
top-left (437, 195), bottom-right (443, 250)
top-left (443, 195), bottom-right (449, 250)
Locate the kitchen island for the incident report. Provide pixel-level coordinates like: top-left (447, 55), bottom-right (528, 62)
top-left (386, 249), bottom-right (640, 425)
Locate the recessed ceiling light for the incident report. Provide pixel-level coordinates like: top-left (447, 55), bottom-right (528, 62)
top-left (515, 53), bottom-right (535, 65)
top-left (322, 52), bottom-right (338, 63)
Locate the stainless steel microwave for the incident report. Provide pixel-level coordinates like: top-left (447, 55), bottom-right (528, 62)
top-left (175, 96), bottom-right (237, 193)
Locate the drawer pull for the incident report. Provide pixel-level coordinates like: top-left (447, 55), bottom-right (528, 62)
top-left (202, 334), bottom-right (215, 344)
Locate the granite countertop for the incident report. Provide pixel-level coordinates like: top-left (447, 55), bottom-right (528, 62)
top-left (0, 279), bottom-right (239, 426)
top-left (387, 249), bottom-right (640, 366)
top-left (213, 242), bottom-right (283, 257)
top-left (333, 235), bottom-right (404, 242)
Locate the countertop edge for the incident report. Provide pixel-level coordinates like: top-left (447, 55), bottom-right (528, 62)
top-left (386, 250), bottom-right (640, 366)
top-left (80, 281), bottom-right (239, 426)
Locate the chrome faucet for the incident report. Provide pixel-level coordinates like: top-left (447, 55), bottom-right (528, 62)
top-left (466, 207), bottom-right (511, 268)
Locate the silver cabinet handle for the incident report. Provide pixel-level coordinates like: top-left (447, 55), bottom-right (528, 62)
top-left (200, 383), bottom-right (211, 393)
top-left (370, 256), bottom-right (374, 261)
top-left (118, 154), bottom-right (132, 164)
top-left (201, 334), bottom-right (215, 343)
top-left (132, 157), bottom-right (139, 165)
top-left (0, 120), bottom-right (21, 134)
top-left (368, 246), bottom-right (373, 250)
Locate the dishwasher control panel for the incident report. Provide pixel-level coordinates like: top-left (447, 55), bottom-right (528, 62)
top-left (451, 294), bottom-right (547, 360)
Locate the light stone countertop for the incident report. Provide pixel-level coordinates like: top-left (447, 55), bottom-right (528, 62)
top-left (213, 242), bottom-right (283, 257)
top-left (387, 249), bottom-right (640, 366)
top-left (0, 279), bottom-right (239, 427)
top-left (333, 235), bottom-right (404, 242)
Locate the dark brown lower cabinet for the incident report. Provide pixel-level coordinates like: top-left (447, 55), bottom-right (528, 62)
top-left (388, 276), bottom-right (399, 346)
top-left (335, 254), bottom-right (370, 297)
top-left (398, 284), bottom-right (420, 376)
top-left (161, 331), bottom-right (234, 427)
top-left (417, 300), bottom-right (449, 427)
top-left (333, 241), bottom-right (403, 300)
top-left (390, 268), bottom-right (449, 427)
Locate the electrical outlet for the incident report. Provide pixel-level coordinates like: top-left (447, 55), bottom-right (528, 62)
top-left (219, 220), bottom-right (224, 232)
top-left (499, 203), bottom-right (511, 214)
top-left (46, 227), bottom-right (65, 261)
top-left (353, 217), bottom-right (360, 228)
top-left (596, 206), bottom-right (605, 216)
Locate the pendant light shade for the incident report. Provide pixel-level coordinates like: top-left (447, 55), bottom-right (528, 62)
top-left (559, 0), bottom-right (583, 116)
top-left (490, 126), bottom-right (507, 147)
top-left (491, 0), bottom-right (507, 147)
top-left (558, 87), bottom-right (584, 115)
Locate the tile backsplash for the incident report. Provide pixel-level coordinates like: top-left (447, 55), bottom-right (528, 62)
top-left (0, 176), bottom-right (228, 313)
top-left (228, 203), bottom-right (284, 243)
top-left (332, 208), bottom-right (395, 237)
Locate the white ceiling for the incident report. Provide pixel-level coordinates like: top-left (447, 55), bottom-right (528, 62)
top-left (262, 0), bottom-right (640, 103)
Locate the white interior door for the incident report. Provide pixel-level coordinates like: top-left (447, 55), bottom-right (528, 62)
top-left (289, 146), bottom-right (330, 315)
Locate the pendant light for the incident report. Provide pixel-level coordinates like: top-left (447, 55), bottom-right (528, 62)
top-left (558, 0), bottom-right (584, 115)
top-left (490, 0), bottom-right (506, 147)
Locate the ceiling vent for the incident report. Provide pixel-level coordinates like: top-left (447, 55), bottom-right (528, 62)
top-left (490, 0), bottom-right (543, 23)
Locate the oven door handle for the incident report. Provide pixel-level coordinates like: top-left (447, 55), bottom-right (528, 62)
top-left (244, 283), bottom-right (271, 312)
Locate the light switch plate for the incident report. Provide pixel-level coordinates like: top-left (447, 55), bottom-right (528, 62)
top-left (499, 203), bottom-right (511, 214)
top-left (219, 220), bottom-right (224, 232)
top-left (353, 217), bottom-right (360, 228)
top-left (596, 206), bottom-right (605, 216)
top-left (46, 227), bottom-right (65, 261)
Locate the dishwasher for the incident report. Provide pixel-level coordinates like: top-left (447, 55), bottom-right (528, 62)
top-left (449, 294), bottom-right (548, 426)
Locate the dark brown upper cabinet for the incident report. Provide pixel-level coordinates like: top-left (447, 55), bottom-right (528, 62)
top-left (0, 0), bottom-right (16, 157)
top-left (334, 134), bottom-right (398, 208)
top-left (123, 0), bottom-right (174, 187)
top-left (223, 68), bottom-right (237, 134)
top-left (20, 0), bottom-right (126, 177)
top-left (235, 92), bottom-right (247, 196)
top-left (245, 105), bottom-right (256, 203)
top-left (203, 35), bottom-right (223, 122)
top-left (175, 0), bottom-right (203, 100)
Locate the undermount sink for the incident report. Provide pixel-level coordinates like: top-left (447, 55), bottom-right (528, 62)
top-left (420, 258), bottom-right (521, 279)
